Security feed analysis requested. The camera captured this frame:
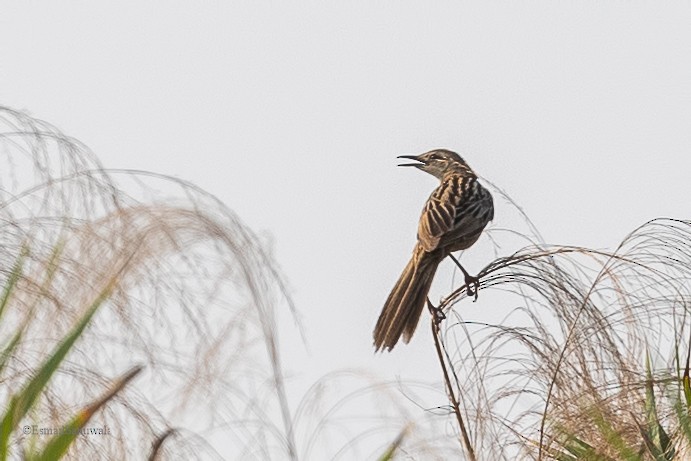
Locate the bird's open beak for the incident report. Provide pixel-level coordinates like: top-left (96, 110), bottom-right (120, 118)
top-left (397, 155), bottom-right (425, 168)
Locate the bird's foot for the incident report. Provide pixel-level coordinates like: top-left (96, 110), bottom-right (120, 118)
top-left (465, 274), bottom-right (480, 302)
top-left (448, 254), bottom-right (481, 302)
top-left (426, 298), bottom-right (446, 325)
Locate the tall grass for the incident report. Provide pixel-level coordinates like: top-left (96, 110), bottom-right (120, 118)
top-left (0, 106), bottom-right (462, 459)
top-left (432, 217), bottom-right (691, 459)
top-left (0, 106), bottom-right (304, 458)
top-left (3, 105), bottom-right (689, 459)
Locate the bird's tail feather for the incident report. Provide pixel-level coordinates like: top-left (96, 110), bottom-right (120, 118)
top-left (373, 246), bottom-right (441, 351)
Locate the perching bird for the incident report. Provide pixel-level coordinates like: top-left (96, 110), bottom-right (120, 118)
top-left (373, 149), bottom-right (494, 352)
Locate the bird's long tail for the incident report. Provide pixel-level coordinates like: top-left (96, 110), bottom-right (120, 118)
top-left (373, 245), bottom-right (442, 351)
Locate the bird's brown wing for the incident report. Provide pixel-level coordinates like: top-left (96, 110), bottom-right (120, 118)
top-left (417, 178), bottom-right (458, 252)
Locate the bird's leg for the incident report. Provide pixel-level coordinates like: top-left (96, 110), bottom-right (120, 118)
top-left (448, 254), bottom-right (480, 302)
top-left (426, 297), bottom-right (446, 325)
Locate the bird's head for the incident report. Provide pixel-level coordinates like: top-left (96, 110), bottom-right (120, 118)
top-left (397, 149), bottom-right (469, 179)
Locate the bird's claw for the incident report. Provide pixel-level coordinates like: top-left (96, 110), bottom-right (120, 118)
top-left (426, 298), bottom-right (446, 325)
top-left (448, 254), bottom-right (481, 302)
top-left (465, 274), bottom-right (480, 302)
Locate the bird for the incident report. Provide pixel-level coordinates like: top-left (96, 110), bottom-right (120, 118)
top-left (373, 149), bottom-right (494, 352)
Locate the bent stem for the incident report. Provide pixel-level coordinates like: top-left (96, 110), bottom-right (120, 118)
top-left (430, 305), bottom-right (476, 461)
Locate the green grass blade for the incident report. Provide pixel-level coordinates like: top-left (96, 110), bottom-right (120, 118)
top-left (562, 435), bottom-right (614, 460)
top-left (684, 329), bottom-right (691, 409)
top-left (0, 282), bottom-right (114, 461)
top-left (0, 242), bottom-right (65, 379)
top-left (0, 330), bottom-right (23, 377)
top-left (588, 405), bottom-right (641, 461)
top-left (377, 426), bottom-right (408, 461)
top-left (0, 246), bottom-right (29, 321)
top-left (674, 398), bottom-right (691, 447)
top-left (548, 430), bottom-right (615, 461)
top-left (29, 366), bottom-right (142, 461)
top-left (643, 352), bottom-right (674, 460)
top-left (550, 451), bottom-right (577, 461)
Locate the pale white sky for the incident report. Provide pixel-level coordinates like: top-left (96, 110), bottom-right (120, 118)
top-left (2, 2), bottom-right (691, 457)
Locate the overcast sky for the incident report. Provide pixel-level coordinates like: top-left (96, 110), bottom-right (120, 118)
top-left (3, 1), bottom-right (691, 456)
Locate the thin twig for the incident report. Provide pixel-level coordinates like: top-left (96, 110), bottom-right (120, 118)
top-left (430, 303), bottom-right (476, 461)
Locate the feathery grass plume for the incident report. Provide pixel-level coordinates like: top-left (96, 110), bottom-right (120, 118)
top-left (9, 104), bottom-right (691, 460)
top-left (0, 106), bottom-right (300, 459)
top-left (432, 216), bottom-right (691, 460)
top-left (0, 106), bottom-right (461, 460)
top-left (289, 370), bottom-right (466, 460)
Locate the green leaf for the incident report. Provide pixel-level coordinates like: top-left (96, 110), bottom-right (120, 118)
top-left (0, 282), bottom-right (114, 461)
top-left (588, 405), bottom-right (641, 461)
top-left (550, 431), bottom-right (615, 461)
top-left (28, 366), bottom-right (142, 461)
top-left (674, 398), bottom-right (691, 447)
top-left (684, 331), bottom-right (691, 409)
top-left (377, 426), bottom-right (408, 461)
top-left (0, 246), bottom-right (29, 321)
top-left (0, 242), bottom-right (66, 380)
top-left (643, 351), bottom-right (674, 460)
top-left (562, 435), bottom-right (609, 459)
top-left (0, 330), bottom-right (23, 377)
